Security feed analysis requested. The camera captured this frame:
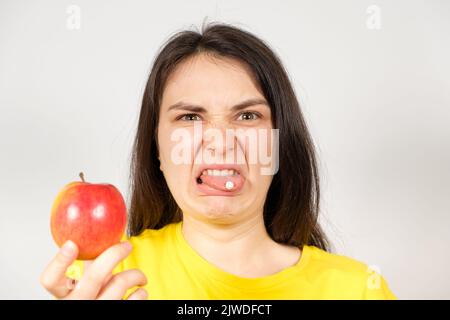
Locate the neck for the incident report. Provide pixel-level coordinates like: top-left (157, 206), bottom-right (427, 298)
top-left (181, 212), bottom-right (300, 277)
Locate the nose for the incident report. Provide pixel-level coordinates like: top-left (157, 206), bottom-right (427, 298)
top-left (202, 121), bottom-right (236, 161)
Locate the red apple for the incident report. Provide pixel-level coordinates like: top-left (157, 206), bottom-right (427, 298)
top-left (50, 172), bottom-right (127, 260)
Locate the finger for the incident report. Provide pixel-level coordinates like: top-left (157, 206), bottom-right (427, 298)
top-left (66, 277), bottom-right (78, 290)
top-left (126, 288), bottom-right (148, 300)
top-left (83, 260), bottom-right (93, 270)
top-left (71, 241), bottom-right (132, 299)
top-left (97, 269), bottom-right (147, 300)
top-left (40, 240), bottom-right (79, 298)
top-left (81, 260), bottom-right (112, 287)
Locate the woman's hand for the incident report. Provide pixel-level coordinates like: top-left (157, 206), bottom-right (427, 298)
top-left (40, 240), bottom-right (148, 300)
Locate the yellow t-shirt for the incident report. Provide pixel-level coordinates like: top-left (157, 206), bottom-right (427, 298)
top-left (66, 221), bottom-right (396, 299)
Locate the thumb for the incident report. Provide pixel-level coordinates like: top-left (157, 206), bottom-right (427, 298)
top-left (40, 240), bottom-right (79, 298)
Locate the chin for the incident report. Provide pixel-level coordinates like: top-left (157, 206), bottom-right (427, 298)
top-left (196, 199), bottom-right (242, 223)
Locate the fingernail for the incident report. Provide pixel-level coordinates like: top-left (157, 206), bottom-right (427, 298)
top-left (60, 240), bottom-right (76, 257)
top-left (67, 278), bottom-right (77, 290)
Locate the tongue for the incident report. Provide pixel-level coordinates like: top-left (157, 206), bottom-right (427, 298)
top-left (199, 174), bottom-right (244, 192)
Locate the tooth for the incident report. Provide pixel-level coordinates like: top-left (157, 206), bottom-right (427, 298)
top-left (213, 170), bottom-right (220, 176)
top-left (202, 170), bottom-right (207, 176)
top-left (221, 170), bottom-right (228, 176)
top-left (207, 169), bottom-right (213, 175)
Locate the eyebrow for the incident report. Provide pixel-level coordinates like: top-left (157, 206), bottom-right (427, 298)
top-left (167, 98), bottom-right (269, 113)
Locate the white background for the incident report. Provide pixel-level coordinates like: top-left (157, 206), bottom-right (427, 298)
top-left (0, 0), bottom-right (449, 299)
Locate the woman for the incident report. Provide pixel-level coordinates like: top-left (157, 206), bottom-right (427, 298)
top-left (40, 23), bottom-right (396, 300)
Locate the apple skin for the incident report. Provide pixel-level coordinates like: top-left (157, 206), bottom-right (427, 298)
top-left (50, 178), bottom-right (127, 260)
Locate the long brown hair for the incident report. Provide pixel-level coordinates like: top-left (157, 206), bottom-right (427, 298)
top-left (127, 23), bottom-right (330, 251)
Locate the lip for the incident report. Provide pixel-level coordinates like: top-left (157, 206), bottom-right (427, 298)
top-left (194, 163), bottom-right (246, 180)
top-left (193, 163), bottom-right (246, 196)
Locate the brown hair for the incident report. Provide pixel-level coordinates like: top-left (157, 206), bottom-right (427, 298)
top-left (127, 23), bottom-right (330, 251)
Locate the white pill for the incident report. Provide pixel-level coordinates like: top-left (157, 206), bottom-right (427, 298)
top-left (225, 181), bottom-right (234, 190)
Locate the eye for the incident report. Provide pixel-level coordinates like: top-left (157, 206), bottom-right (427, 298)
top-left (237, 111), bottom-right (261, 121)
top-left (177, 113), bottom-right (202, 121)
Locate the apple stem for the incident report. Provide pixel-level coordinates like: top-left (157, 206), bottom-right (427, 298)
top-left (79, 172), bottom-right (85, 183)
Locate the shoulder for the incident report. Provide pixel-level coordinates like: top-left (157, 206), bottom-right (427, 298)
top-left (124, 222), bottom-right (180, 256)
top-left (302, 245), bottom-right (397, 299)
top-left (305, 245), bottom-right (370, 275)
top-left (129, 222), bottom-right (178, 241)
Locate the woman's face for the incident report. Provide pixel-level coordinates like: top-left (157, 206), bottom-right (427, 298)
top-left (157, 53), bottom-right (276, 224)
